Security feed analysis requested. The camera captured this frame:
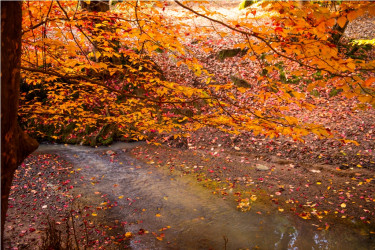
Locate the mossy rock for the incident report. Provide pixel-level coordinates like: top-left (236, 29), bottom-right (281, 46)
top-left (191, 39), bottom-right (200, 45)
top-left (217, 48), bottom-right (248, 61)
top-left (100, 137), bottom-right (114, 145)
top-left (154, 47), bottom-right (164, 53)
top-left (97, 124), bottom-right (117, 145)
top-left (21, 117), bottom-right (133, 146)
top-left (87, 136), bottom-right (97, 147)
top-left (230, 75), bottom-right (252, 88)
top-left (329, 88), bottom-right (343, 97)
top-left (239, 0), bottom-right (260, 10)
top-left (65, 137), bottom-right (81, 144)
top-left (310, 89), bottom-right (320, 97)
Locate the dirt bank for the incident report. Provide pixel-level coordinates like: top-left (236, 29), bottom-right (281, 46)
top-left (3, 152), bottom-right (130, 249)
top-left (130, 138), bottom-right (375, 235)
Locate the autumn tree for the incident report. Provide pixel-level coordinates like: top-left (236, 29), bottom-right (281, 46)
top-left (0, 0), bottom-right (373, 245)
top-left (19, 1), bottom-right (375, 146)
top-left (20, 1), bottom-right (219, 145)
top-left (172, 0), bottom-right (375, 139)
top-left (4, 0), bottom-right (375, 241)
top-left (1, 1), bottom-right (39, 245)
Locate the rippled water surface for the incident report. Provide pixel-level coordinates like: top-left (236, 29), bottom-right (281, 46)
top-left (37, 143), bottom-right (374, 249)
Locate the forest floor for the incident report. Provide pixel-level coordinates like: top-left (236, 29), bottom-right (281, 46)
top-left (3, 153), bottom-right (131, 249)
top-left (5, 2), bottom-right (375, 248)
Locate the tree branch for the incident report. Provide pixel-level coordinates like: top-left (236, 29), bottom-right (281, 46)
top-left (174, 0), bottom-right (350, 78)
top-left (20, 66), bottom-right (213, 105)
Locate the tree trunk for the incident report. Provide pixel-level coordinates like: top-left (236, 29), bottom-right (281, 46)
top-left (80, 0), bottom-right (110, 12)
top-left (1, 2), bottom-right (39, 247)
top-left (80, 0), bottom-right (123, 64)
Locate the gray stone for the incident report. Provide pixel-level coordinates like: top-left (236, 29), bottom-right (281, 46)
top-left (256, 165), bottom-right (269, 171)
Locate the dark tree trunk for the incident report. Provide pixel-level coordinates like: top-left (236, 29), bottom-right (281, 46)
top-left (1, 2), bottom-right (39, 247)
top-left (331, 21), bottom-right (349, 45)
top-left (80, 0), bottom-right (110, 12)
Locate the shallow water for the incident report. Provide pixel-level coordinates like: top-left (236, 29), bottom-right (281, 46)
top-left (36, 142), bottom-right (375, 249)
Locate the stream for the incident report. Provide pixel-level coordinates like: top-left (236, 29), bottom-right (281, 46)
top-left (36, 142), bottom-right (374, 249)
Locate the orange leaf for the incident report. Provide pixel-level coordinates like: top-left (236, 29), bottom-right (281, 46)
top-left (337, 16), bottom-right (347, 28)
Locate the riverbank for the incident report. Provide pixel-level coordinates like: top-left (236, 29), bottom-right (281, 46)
top-left (130, 138), bottom-right (375, 234)
top-left (4, 141), bottom-right (375, 248)
top-left (3, 151), bottom-right (131, 249)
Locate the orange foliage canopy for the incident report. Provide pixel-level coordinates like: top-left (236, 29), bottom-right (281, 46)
top-left (20, 1), bottom-right (375, 142)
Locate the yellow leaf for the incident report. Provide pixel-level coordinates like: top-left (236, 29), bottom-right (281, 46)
top-left (156, 213), bottom-right (161, 217)
top-left (358, 96), bottom-right (372, 104)
top-left (125, 232), bottom-right (132, 238)
top-left (293, 91), bottom-right (305, 99)
top-left (343, 140), bottom-right (359, 146)
top-left (92, 213), bottom-right (97, 216)
top-left (250, 195), bottom-right (257, 201)
top-left (341, 203), bottom-right (346, 208)
top-left (118, 195), bottom-right (124, 199)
